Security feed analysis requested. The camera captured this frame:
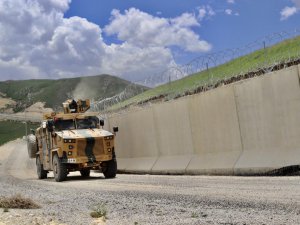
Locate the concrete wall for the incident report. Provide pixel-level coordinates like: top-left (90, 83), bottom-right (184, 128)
top-left (108, 109), bottom-right (158, 173)
top-left (151, 99), bottom-right (193, 174)
top-left (108, 65), bottom-right (300, 175)
top-left (187, 86), bottom-right (242, 175)
top-left (234, 66), bottom-right (300, 174)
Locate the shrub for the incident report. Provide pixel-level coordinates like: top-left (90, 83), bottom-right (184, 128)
top-left (90, 203), bottom-right (107, 219)
top-left (0, 194), bottom-right (40, 209)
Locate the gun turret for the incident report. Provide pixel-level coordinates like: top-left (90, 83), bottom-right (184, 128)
top-left (63, 99), bottom-right (90, 114)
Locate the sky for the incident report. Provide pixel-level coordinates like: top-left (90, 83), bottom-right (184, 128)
top-left (0, 0), bottom-right (299, 84)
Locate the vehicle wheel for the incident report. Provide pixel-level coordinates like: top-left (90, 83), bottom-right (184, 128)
top-left (80, 169), bottom-right (90, 177)
top-left (102, 159), bottom-right (117, 179)
top-left (27, 134), bottom-right (37, 159)
top-left (36, 156), bottom-right (47, 179)
top-left (53, 154), bottom-right (67, 182)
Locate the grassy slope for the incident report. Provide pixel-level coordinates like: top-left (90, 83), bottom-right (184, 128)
top-left (0, 121), bottom-right (38, 146)
top-left (0, 75), bottom-right (148, 111)
top-left (112, 35), bottom-right (300, 110)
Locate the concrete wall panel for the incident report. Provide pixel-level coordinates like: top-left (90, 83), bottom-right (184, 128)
top-left (118, 157), bottom-right (157, 173)
top-left (186, 85), bottom-right (242, 173)
top-left (151, 155), bottom-right (192, 174)
top-left (234, 65), bottom-right (300, 173)
top-left (109, 108), bottom-right (159, 158)
top-left (152, 98), bottom-right (194, 156)
top-left (116, 158), bottom-right (130, 171)
top-left (187, 151), bottom-right (240, 175)
top-left (188, 86), bottom-right (242, 154)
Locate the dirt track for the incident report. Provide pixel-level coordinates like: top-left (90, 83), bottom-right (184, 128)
top-left (0, 139), bottom-right (300, 225)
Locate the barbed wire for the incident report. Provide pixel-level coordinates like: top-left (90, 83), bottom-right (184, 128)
top-left (90, 28), bottom-right (300, 114)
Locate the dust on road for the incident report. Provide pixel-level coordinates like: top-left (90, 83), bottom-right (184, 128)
top-left (0, 139), bottom-right (300, 225)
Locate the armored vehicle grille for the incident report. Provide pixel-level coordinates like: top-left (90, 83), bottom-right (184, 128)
top-left (77, 138), bottom-right (104, 157)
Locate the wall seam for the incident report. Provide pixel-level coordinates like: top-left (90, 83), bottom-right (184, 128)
top-left (232, 85), bottom-right (245, 174)
top-left (296, 65), bottom-right (300, 87)
top-left (184, 98), bottom-right (195, 174)
top-left (150, 106), bottom-right (161, 172)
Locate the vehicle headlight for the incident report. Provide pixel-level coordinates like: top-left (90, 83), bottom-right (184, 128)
top-left (64, 139), bottom-right (76, 143)
top-left (104, 136), bottom-right (114, 140)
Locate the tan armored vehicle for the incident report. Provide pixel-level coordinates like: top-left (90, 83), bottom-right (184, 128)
top-left (27, 99), bottom-right (118, 182)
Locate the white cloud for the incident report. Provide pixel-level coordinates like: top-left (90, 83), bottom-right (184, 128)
top-left (0, 59), bottom-right (41, 80)
top-left (171, 12), bottom-right (200, 27)
top-left (197, 5), bottom-right (216, 21)
top-left (0, 1), bottom-right (212, 84)
top-left (280, 0), bottom-right (300, 20)
top-left (0, 0), bottom-right (107, 80)
top-left (224, 8), bottom-right (239, 16)
top-left (38, 0), bottom-right (71, 12)
top-left (29, 16), bottom-right (106, 78)
top-left (105, 8), bottom-right (211, 53)
top-left (198, 8), bottom-right (207, 20)
top-left (225, 9), bottom-right (233, 15)
top-left (0, 1), bottom-right (57, 76)
top-left (102, 43), bottom-right (174, 82)
top-left (199, 4), bottom-right (238, 18)
top-left (280, 6), bottom-right (298, 20)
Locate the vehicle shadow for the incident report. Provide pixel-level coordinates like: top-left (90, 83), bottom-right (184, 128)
top-left (66, 175), bottom-right (106, 182)
top-left (42, 172), bottom-right (108, 183)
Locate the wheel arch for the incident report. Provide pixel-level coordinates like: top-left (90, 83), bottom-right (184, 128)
top-left (51, 148), bottom-right (63, 160)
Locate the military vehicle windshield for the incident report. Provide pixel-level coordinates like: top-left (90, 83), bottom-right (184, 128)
top-left (53, 116), bottom-right (99, 131)
top-left (54, 119), bottom-right (75, 131)
top-left (76, 116), bottom-right (99, 129)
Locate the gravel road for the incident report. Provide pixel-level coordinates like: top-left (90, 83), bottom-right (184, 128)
top-left (0, 139), bottom-right (300, 225)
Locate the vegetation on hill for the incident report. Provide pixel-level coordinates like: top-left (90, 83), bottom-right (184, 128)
top-left (0, 75), bottom-right (149, 112)
top-left (110, 35), bottom-right (300, 111)
top-left (0, 121), bottom-right (38, 146)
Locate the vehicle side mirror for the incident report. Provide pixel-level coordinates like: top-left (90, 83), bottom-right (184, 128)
top-left (113, 127), bottom-right (119, 133)
top-left (100, 120), bottom-right (104, 127)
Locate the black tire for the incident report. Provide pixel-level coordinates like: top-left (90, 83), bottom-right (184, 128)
top-left (36, 156), bottom-right (47, 179)
top-left (27, 134), bottom-right (37, 159)
top-left (80, 169), bottom-right (90, 178)
top-left (102, 158), bottom-right (117, 179)
top-left (53, 154), bottom-right (67, 182)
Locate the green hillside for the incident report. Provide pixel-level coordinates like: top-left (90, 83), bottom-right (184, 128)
top-left (0, 121), bottom-right (38, 146)
top-left (0, 75), bottom-right (149, 112)
top-left (110, 35), bottom-right (300, 111)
